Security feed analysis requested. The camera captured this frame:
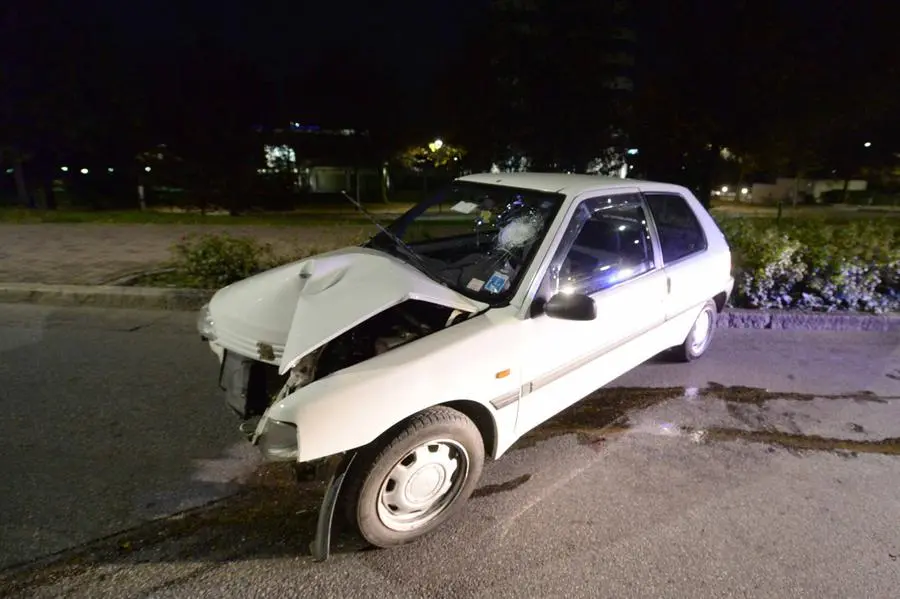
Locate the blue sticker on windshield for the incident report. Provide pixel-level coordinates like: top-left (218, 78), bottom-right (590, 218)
top-left (484, 272), bottom-right (509, 294)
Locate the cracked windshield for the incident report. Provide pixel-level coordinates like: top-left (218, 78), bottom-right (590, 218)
top-left (369, 183), bottom-right (564, 302)
top-left (3, 1), bottom-right (900, 598)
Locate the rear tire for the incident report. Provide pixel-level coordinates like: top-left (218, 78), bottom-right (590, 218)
top-left (341, 406), bottom-right (485, 548)
top-left (672, 299), bottom-right (718, 362)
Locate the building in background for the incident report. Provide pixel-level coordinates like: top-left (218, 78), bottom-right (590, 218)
top-left (256, 122), bottom-right (382, 200)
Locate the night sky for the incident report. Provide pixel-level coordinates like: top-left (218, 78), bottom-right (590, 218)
top-left (22, 0), bottom-right (482, 84)
top-left (2, 0), bottom-right (898, 156)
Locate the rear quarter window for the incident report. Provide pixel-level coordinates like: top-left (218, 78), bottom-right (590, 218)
top-left (644, 192), bottom-right (708, 264)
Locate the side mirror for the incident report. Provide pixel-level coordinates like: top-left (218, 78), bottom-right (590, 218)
top-left (544, 291), bottom-right (597, 321)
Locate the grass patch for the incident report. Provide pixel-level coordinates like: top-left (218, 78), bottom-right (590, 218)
top-left (0, 207), bottom-right (405, 226)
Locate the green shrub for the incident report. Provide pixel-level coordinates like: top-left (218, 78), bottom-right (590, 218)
top-left (718, 216), bottom-right (900, 313)
top-left (172, 234), bottom-right (276, 288)
top-left (170, 229), bottom-right (372, 289)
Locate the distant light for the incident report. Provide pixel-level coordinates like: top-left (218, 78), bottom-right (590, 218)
top-left (626, 148), bottom-right (639, 155)
top-left (108, 167), bottom-right (115, 173)
top-left (80, 168), bottom-right (89, 174)
top-left (453, 156), bottom-right (459, 161)
top-left (5, 168), bottom-right (12, 174)
top-left (864, 141), bottom-right (872, 148)
top-left (144, 166), bottom-right (152, 172)
top-left (720, 186), bottom-right (729, 193)
top-left (428, 138), bottom-right (444, 152)
top-left (61, 166), bottom-right (69, 172)
top-left (741, 187), bottom-right (749, 195)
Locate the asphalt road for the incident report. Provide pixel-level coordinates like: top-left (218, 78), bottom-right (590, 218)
top-left (0, 304), bottom-right (259, 569)
top-left (1, 304), bottom-right (900, 598)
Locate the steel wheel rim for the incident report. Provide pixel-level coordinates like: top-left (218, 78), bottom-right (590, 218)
top-left (690, 307), bottom-right (714, 354)
top-left (376, 439), bottom-right (470, 532)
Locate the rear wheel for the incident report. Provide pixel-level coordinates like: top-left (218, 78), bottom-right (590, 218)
top-left (672, 299), bottom-right (718, 362)
top-left (341, 406), bottom-right (485, 548)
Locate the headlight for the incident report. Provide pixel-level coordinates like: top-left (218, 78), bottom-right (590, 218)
top-left (257, 419), bottom-right (299, 461)
top-left (197, 303), bottom-right (217, 341)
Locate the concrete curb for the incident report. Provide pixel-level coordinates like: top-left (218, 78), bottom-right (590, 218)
top-left (718, 308), bottom-right (900, 332)
top-left (1, 283), bottom-right (899, 331)
top-left (0, 283), bottom-right (213, 311)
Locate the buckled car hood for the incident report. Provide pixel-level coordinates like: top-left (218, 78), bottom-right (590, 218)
top-left (207, 247), bottom-right (486, 375)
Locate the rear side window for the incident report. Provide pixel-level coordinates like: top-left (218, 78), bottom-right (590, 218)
top-left (644, 193), bottom-right (708, 264)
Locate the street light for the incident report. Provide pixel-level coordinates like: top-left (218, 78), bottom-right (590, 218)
top-left (80, 168), bottom-right (89, 174)
top-left (144, 166), bottom-right (152, 172)
top-left (61, 166), bottom-right (68, 172)
top-left (428, 138), bottom-right (444, 152)
top-left (721, 185), bottom-right (729, 193)
top-left (864, 142), bottom-right (872, 148)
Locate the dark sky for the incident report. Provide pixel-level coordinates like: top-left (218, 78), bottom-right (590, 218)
top-left (81, 0), bottom-right (483, 79)
top-left (3, 0), bottom-right (898, 154)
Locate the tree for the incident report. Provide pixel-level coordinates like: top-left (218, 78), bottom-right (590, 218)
top-left (396, 140), bottom-right (467, 172)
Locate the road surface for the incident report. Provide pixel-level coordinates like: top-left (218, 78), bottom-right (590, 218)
top-left (1, 304), bottom-right (899, 598)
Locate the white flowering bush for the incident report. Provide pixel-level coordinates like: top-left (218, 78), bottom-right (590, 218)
top-left (719, 217), bottom-right (900, 314)
top-left (724, 222), bottom-right (807, 309)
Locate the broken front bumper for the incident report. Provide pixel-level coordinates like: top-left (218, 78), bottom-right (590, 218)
top-left (218, 348), bottom-right (299, 461)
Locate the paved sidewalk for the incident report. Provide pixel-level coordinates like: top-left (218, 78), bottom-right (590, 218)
top-left (0, 224), bottom-right (368, 285)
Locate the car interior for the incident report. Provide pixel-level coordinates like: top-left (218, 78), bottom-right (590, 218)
top-left (561, 214), bottom-right (654, 293)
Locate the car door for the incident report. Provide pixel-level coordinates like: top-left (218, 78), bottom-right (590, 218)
top-left (514, 190), bottom-right (668, 436)
top-left (643, 191), bottom-right (720, 321)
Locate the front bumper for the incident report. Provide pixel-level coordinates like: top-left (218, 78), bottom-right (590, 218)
top-left (216, 346), bottom-right (299, 462)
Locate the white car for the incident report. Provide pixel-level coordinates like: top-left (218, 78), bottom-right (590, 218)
top-left (198, 172), bottom-right (734, 558)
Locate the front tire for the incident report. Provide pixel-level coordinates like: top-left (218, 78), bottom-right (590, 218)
top-left (341, 406), bottom-right (485, 548)
top-left (672, 299), bottom-right (718, 362)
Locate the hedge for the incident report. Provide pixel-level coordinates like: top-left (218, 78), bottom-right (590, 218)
top-left (717, 217), bottom-right (899, 313)
top-left (171, 218), bottom-right (900, 314)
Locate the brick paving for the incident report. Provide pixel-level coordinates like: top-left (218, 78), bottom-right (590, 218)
top-left (0, 224), bottom-right (371, 284)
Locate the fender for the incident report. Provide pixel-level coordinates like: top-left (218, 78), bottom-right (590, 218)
top-left (263, 307), bottom-right (525, 462)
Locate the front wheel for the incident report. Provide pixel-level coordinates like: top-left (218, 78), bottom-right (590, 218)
top-left (341, 406), bottom-right (485, 548)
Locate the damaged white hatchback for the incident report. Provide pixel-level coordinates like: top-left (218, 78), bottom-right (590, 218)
top-left (197, 172), bottom-right (734, 559)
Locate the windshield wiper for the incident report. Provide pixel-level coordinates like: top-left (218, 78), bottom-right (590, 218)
top-left (339, 191), bottom-right (448, 286)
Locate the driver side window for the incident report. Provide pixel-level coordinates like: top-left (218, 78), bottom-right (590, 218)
top-left (546, 193), bottom-right (656, 297)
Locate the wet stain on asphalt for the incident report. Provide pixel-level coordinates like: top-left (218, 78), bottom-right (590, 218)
top-left (515, 386), bottom-right (684, 449)
top-left (692, 428), bottom-right (900, 457)
top-left (698, 382), bottom-right (891, 405)
top-left (513, 383), bottom-right (895, 451)
top-left (472, 474), bottom-right (533, 499)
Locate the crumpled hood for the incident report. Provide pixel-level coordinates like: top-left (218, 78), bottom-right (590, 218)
top-left (208, 246), bottom-right (485, 375)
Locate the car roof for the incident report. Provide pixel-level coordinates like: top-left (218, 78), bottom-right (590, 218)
top-left (456, 172), bottom-right (688, 197)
